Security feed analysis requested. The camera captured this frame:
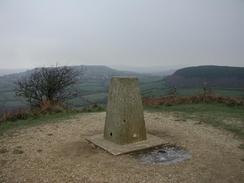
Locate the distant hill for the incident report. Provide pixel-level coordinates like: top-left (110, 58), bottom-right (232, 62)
top-left (109, 65), bottom-right (179, 75)
top-left (0, 69), bottom-right (28, 76)
top-left (165, 65), bottom-right (244, 88)
top-left (0, 65), bottom-right (165, 114)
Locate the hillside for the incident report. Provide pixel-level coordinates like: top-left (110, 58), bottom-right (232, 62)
top-left (165, 65), bottom-right (244, 89)
top-left (2, 65), bottom-right (244, 115)
top-left (0, 65), bottom-right (165, 114)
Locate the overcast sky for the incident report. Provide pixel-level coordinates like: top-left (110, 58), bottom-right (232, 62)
top-left (0, 0), bottom-right (243, 69)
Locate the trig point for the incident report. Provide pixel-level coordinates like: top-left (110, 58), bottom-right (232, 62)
top-left (86, 76), bottom-right (166, 155)
top-left (104, 77), bottom-right (147, 144)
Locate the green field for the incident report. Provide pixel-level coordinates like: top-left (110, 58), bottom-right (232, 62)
top-left (177, 87), bottom-right (244, 97)
top-left (1, 77), bottom-right (243, 110)
top-left (0, 75), bottom-right (166, 109)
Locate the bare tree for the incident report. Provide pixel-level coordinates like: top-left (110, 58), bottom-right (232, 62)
top-left (15, 66), bottom-right (79, 107)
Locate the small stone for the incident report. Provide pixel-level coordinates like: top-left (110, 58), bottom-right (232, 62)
top-left (47, 133), bottom-right (53, 136)
top-left (0, 160), bottom-right (7, 166)
top-left (158, 150), bottom-right (167, 153)
top-left (13, 149), bottom-right (24, 154)
top-left (37, 149), bottom-right (43, 153)
top-left (0, 148), bottom-right (8, 154)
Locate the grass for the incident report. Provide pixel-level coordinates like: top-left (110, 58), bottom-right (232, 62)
top-left (176, 87), bottom-right (244, 97)
top-left (0, 105), bottom-right (105, 136)
top-left (0, 111), bottom-right (81, 136)
top-left (146, 103), bottom-right (244, 139)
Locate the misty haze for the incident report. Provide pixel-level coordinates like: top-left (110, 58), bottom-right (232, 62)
top-left (0, 1), bottom-right (244, 183)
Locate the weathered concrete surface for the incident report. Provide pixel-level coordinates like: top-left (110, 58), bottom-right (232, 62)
top-left (86, 76), bottom-right (166, 155)
top-left (86, 134), bottom-right (166, 155)
top-left (104, 76), bottom-right (147, 144)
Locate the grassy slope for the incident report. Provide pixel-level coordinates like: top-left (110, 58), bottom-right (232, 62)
top-left (146, 103), bottom-right (244, 139)
top-left (165, 65), bottom-right (244, 97)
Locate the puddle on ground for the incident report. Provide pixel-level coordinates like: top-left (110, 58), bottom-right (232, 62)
top-left (132, 145), bottom-right (191, 165)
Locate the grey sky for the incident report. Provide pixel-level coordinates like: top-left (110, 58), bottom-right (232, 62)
top-left (0, 0), bottom-right (243, 69)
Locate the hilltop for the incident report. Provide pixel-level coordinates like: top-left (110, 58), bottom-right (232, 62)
top-left (0, 109), bottom-right (243, 182)
top-left (165, 65), bottom-right (244, 88)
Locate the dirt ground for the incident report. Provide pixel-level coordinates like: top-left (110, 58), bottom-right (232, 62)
top-left (0, 112), bottom-right (243, 183)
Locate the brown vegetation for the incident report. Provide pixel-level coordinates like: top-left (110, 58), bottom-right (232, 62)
top-left (143, 95), bottom-right (244, 106)
top-left (0, 101), bottom-right (65, 123)
top-left (0, 109), bottom-right (30, 123)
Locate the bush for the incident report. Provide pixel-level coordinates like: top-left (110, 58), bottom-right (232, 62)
top-left (0, 109), bottom-right (30, 122)
top-left (0, 103), bottom-right (66, 124)
top-left (15, 66), bottom-right (80, 107)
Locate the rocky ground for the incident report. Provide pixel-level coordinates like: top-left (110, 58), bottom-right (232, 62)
top-left (0, 112), bottom-right (243, 183)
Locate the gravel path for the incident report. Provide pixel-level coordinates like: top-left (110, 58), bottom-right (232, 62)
top-left (0, 112), bottom-right (243, 183)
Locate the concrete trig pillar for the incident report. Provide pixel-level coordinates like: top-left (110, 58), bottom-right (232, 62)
top-left (104, 76), bottom-right (147, 144)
